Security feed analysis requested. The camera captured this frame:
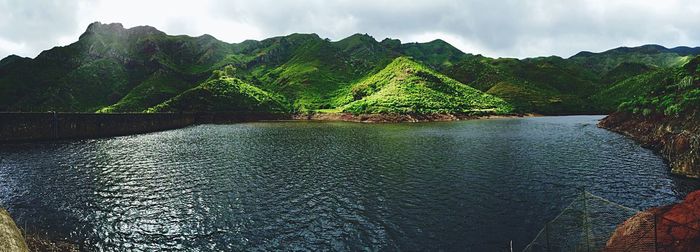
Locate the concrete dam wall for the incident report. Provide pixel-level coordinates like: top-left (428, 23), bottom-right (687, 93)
top-left (0, 112), bottom-right (289, 142)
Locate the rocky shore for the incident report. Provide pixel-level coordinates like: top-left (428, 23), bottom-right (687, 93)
top-left (0, 208), bottom-right (28, 252)
top-left (0, 208), bottom-right (79, 252)
top-left (605, 190), bottom-right (700, 251)
top-left (292, 112), bottom-right (535, 123)
top-left (599, 111), bottom-right (700, 178)
top-left (1, 112), bottom-right (533, 143)
top-left (25, 234), bottom-right (79, 252)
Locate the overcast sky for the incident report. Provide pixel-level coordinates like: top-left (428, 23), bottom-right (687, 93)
top-left (2, 0), bottom-right (700, 59)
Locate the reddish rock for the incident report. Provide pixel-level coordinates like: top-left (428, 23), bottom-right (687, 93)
top-left (673, 134), bottom-right (690, 152)
top-left (605, 190), bottom-right (700, 252)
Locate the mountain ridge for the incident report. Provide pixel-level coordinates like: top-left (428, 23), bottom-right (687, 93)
top-left (1, 21), bottom-right (698, 116)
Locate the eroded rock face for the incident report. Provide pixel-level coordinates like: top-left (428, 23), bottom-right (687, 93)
top-left (599, 111), bottom-right (700, 178)
top-left (605, 190), bottom-right (700, 252)
top-left (0, 208), bottom-right (29, 252)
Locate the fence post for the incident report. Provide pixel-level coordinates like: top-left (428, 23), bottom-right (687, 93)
top-left (582, 189), bottom-right (591, 252)
top-left (510, 240), bottom-right (513, 252)
top-left (653, 213), bottom-right (658, 252)
top-left (52, 111), bottom-right (58, 139)
top-left (545, 222), bottom-right (551, 252)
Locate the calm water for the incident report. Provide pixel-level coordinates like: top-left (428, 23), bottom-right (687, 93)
top-left (1, 116), bottom-right (698, 251)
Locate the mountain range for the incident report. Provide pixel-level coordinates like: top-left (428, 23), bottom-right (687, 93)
top-left (1, 22), bottom-right (698, 117)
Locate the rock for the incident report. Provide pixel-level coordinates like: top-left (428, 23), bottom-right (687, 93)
top-left (25, 234), bottom-right (80, 252)
top-left (605, 190), bottom-right (700, 252)
top-left (0, 208), bottom-right (29, 252)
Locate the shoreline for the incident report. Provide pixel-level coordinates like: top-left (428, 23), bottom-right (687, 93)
top-left (598, 111), bottom-right (699, 178)
top-left (0, 112), bottom-right (542, 143)
top-left (290, 112), bottom-right (541, 123)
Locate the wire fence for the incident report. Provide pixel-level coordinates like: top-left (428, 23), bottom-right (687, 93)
top-left (522, 190), bottom-right (699, 252)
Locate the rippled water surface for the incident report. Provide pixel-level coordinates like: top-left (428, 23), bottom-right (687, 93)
top-left (1, 116), bottom-right (699, 251)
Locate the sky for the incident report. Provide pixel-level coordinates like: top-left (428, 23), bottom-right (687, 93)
top-left (1, 0), bottom-right (700, 59)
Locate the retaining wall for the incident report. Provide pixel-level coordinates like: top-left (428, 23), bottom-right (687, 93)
top-left (0, 112), bottom-right (290, 142)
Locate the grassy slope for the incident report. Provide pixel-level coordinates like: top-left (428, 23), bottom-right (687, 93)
top-left (336, 57), bottom-right (513, 114)
top-left (437, 55), bottom-right (599, 114)
top-left (148, 70), bottom-right (288, 113)
top-left (595, 57), bottom-right (700, 116)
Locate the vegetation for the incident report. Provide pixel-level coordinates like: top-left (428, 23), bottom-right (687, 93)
top-left (148, 67), bottom-right (289, 113)
top-left (1, 22), bottom-right (699, 116)
top-left (337, 57), bottom-right (512, 114)
top-left (609, 57), bottom-right (700, 117)
top-left (569, 44), bottom-right (695, 74)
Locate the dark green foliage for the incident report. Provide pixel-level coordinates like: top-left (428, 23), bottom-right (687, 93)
top-left (604, 57), bottom-right (700, 116)
top-left (97, 71), bottom-right (194, 113)
top-left (0, 22), bottom-right (234, 112)
top-left (149, 72), bottom-right (288, 113)
top-left (439, 56), bottom-right (598, 114)
top-left (569, 44), bottom-right (692, 75)
top-left (600, 62), bottom-right (656, 85)
top-left (591, 69), bottom-right (675, 112)
top-left (1, 22), bottom-right (699, 116)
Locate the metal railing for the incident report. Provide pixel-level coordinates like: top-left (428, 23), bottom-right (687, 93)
top-left (522, 190), bottom-right (699, 252)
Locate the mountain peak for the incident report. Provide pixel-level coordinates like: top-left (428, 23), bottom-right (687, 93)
top-left (0, 54), bottom-right (29, 68)
top-left (345, 33), bottom-right (376, 41)
top-left (670, 46), bottom-right (700, 56)
top-left (127, 25), bottom-right (165, 37)
top-left (85, 22), bottom-right (124, 33)
top-left (79, 22), bottom-right (126, 39)
top-left (609, 44), bottom-right (669, 54)
top-left (380, 38), bottom-right (401, 50)
top-left (428, 38), bottom-right (449, 44)
top-left (570, 51), bottom-right (595, 58)
top-left (79, 22), bottom-right (165, 40)
top-left (335, 33), bottom-right (380, 48)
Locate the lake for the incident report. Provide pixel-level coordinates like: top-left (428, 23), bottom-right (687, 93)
top-left (1, 116), bottom-right (698, 251)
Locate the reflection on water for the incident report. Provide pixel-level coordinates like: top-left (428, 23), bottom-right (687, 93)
top-left (0, 116), bottom-right (698, 251)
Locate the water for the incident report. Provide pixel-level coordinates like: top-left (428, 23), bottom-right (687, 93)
top-left (0, 116), bottom-right (698, 251)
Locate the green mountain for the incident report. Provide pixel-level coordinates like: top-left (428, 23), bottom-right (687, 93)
top-left (0, 22), bottom-right (232, 112)
top-left (335, 57), bottom-right (512, 114)
top-left (1, 22), bottom-right (699, 116)
top-left (569, 44), bottom-right (697, 74)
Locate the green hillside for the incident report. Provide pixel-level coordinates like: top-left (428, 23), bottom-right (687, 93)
top-left (1, 22), bottom-right (699, 116)
top-left (335, 57), bottom-right (512, 114)
top-left (148, 67), bottom-right (288, 113)
top-left (569, 45), bottom-right (695, 74)
top-left (595, 56), bottom-right (700, 116)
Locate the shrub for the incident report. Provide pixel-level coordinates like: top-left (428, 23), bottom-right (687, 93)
top-left (664, 104), bottom-right (681, 116)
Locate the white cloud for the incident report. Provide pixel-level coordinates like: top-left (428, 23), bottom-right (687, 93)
top-left (1, 0), bottom-right (699, 59)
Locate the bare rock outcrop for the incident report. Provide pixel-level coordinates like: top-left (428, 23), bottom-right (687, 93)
top-left (605, 190), bottom-right (700, 252)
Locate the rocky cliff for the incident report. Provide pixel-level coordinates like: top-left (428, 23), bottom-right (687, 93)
top-left (599, 111), bottom-right (699, 178)
top-left (605, 190), bottom-right (700, 251)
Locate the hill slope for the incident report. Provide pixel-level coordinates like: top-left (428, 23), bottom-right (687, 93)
top-left (335, 57), bottom-right (512, 114)
top-left (1, 22), bottom-right (700, 116)
top-left (594, 56), bottom-right (700, 115)
top-left (598, 57), bottom-right (700, 177)
top-left (148, 69), bottom-right (289, 113)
